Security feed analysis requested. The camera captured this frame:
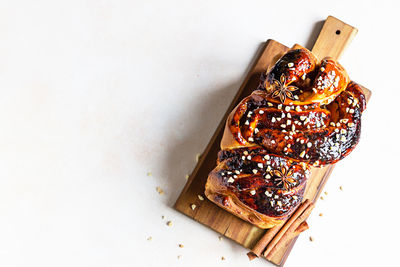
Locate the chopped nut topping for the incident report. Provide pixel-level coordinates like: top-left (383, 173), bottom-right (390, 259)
top-left (156, 186), bottom-right (164, 195)
top-left (198, 195), bottom-right (204, 201)
top-left (190, 204), bottom-right (196, 210)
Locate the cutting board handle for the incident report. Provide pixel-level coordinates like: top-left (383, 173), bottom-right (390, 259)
top-left (312, 16), bottom-right (358, 60)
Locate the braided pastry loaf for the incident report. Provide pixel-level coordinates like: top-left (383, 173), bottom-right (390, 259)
top-left (205, 46), bottom-right (366, 229)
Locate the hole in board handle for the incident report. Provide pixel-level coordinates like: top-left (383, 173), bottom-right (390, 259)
top-left (336, 30), bottom-right (341, 35)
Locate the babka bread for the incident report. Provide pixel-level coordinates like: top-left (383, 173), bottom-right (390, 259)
top-left (205, 45), bottom-right (367, 229)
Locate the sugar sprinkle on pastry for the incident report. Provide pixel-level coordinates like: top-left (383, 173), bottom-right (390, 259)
top-left (204, 47), bottom-right (367, 230)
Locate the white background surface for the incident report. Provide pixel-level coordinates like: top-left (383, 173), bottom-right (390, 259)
top-left (0, 0), bottom-right (399, 266)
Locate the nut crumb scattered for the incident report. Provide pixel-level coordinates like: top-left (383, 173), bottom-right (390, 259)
top-left (178, 244), bottom-right (184, 248)
top-left (177, 255), bottom-right (182, 259)
top-left (156, 186), bottom-right (164, 195)
top-left (309, 236), bottom-right (314, 242)
top-left (190, 204), bottom-right (196, 210)
top-left (324, 191), bottom-right (328, 195)
top-left (221, 256), bottom-right (226, 260)
top-left (340, 186), bottom-right (343, 191)
top-left (320, 196), bottom-right (324, 200)
top-left (147, 236), bottom-right (152, 241)
top-left (161, 215), bottom-right (165, 219)
top-left (166, 221), bottom-right (173, 227)
top-left (218, 236), bottom-right (223, 241)
top-left (198, 195), bottom-right (204, 201)
top-left (185, 174), bottom-right (189, 180)
top-left (147, 172), bottom-right (152, 176)
top-left (319, 213), bottom-right (323, 217)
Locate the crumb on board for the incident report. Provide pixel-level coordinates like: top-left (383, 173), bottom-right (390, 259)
top-left (340, 186), bottom-right (343, 191)
top-left (178, 244), bottom-right (184, 248)
top-left (156, 186), bottom-right (164, 195)
top-left (147, 236), bottom-right (152, 241)
top-left (185, 174), bottom-right (189, 180)
top-left (147, 172), bottom-right (152, 177)
top-left (309, 236), bottom-right (314, 242)
top-left (198, 195), bottom-right (204, 201)
top-left (324, 191), bottom-right (328, 195)
top-left (319, 213), bottom-right (323, 217)
top-left (161, 215), bottom-right (165, 219)
top-left (177, 255), bottom-right (182, 259)
top-left (166, 221), bottom-right (173, 227)
top-left (320, 196), bottom-right (324, 200)
top-left (221, 256), bottom-right (226, 260)
top-left (191, 204), bottom-right (196, 210)
top-left (218, 236), bottom-right (223, 241)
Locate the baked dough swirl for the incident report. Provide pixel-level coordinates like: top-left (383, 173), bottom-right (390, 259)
top-left (205, 46), bottom-right (367, 229)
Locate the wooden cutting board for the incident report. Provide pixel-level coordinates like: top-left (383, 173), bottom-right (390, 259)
top-left (174, 16), bottom-right (371, 266)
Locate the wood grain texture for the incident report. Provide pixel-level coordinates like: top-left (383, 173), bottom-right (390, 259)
top-left (174, 16), bottom-right (371, 266)
top-left (312, 16), bottom-right (358, 60)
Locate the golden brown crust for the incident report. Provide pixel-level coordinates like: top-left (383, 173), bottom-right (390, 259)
top-left (206, 46), bottom-right (367, 229)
